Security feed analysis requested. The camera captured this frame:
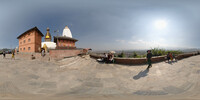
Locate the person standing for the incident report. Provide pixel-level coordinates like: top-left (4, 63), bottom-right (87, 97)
top-left (146, 50), bottom-right (152, 69)
top-left (41, 49), bottom-right (45, 57)
top-left (3, 51), bottom-right (6, 58)
top-left (167, 52), bottom-right (170, 62)
top-left (12, 51), bottom-right (15, 60)
top-left (169, 52), bottom-right (173, 62)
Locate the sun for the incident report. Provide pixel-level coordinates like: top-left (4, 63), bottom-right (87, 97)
top-left (155, 20), bottom-right (167, 29)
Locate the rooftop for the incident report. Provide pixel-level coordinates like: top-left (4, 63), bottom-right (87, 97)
top-left (54, 36), bottom-right (78, 42)
top-left (17, 27), bottom-right (44, 39)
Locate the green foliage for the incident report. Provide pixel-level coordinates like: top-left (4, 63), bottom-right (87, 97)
top-left (118, 51), bottom-right (125, 58)
top-left (151, 47), bottom-right (183, 56)
top-left (142, 54), bottom-right (147, 58)
top-left (133, 52), bottom-right (138, 58)
top-left (115, 48), bottom-right (183, 58)
top-left (151, 48), bottom-right (166, 56)
top-left (166, 50), bottom-right (183, 55)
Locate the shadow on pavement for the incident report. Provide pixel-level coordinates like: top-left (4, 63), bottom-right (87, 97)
top-left (133, 68), bottom-right (149, 80)
top-left (165, 60), bottom-right (178, 65)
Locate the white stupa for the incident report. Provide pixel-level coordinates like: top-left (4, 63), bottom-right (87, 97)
top-left (62, 25), bottom-right (72, 38)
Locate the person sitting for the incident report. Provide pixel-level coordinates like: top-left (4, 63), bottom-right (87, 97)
top-left (172, 53), bottom-right (177, 62)
top-left (97, 53), bottom-right (108, 62)
top-left (103, 53), bottom-right (108, 62)
top-left (31, 54), bottom-right (35, 60)
top-left (107, 53), bottom-right (114, 63)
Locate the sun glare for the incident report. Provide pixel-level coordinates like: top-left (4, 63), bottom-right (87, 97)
top-left (155, 20), bottom-right (167, 29)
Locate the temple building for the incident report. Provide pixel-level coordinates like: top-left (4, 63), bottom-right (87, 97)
top-left (41, 28), bottom-right (56, 50)
top-left (54, 25), bottom-right (78, 49)
top-left (17, 27), bottom-right (44, 52)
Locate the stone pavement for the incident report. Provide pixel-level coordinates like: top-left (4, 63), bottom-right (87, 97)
top-left (0, 54), bottom-right (200, 100)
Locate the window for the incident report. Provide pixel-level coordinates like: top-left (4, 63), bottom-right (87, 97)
top-left (23, 40), bottom-right (26, 43)
top-left (20, 48), bottom-right (22, 51)
top-left (23, 48), bottom-right (25, 51)
top-left (28, 38), bottom-right (31, 42)
top-left (20, 42), bottom-right (22, 44)
top-left (28, 47), bottom-right (31, 50)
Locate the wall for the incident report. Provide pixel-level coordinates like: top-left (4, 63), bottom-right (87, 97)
top-left (35, 31), bottom-right (42, 52)
top-left (57, 39), bottom-right (75, 48)
top-left (16, 52), bottom-right (50, 61)
top-left (49, 49), bottom-right (82, 60)
top-left (90, 52), bottom-right (199, 65)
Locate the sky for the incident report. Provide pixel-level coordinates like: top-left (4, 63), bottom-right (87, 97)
top-left (0, 0), bottom-right (200, 50)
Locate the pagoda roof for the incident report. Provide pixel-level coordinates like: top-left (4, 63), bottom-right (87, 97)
top-left (17, 27), bottom-right (44, 39)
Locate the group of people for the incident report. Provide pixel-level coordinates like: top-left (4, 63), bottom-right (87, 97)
top-left (167, 52), bottom-right (176, 62)
top-left (97, 52), bottom-right (114, 63)
top-left (96, 50), bottom-right (178, 68)
top-left (146, 50), bottom-right (177, 69)
top-left (2, 51), bottom-right (15, 59)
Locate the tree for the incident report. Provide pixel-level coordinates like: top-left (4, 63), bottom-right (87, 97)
top-left (118, 51), bottom-right (125, 58)
top-left (133, 52), bottom-right (137, 58)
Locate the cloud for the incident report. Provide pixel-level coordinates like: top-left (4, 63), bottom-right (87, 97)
top-left (128, 39), bottom-right (172, 49)
top-left (115, 39), bottom-right (125, 43)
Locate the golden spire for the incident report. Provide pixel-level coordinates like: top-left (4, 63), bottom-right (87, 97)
top-left (45, 27), bottom-right (51, 42)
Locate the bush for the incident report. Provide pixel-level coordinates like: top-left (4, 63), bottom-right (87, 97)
top-left (151, 47), bottom-right (183, 56)
top-left (132, 52), bottom-right (137, 58)
top-left (118, 51), bottom-right (125, 58)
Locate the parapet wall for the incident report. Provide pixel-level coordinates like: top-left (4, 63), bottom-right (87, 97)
top-left (90, 52), bottom-right (199, 65)
top-left (16, 49), bottom-right (86, 60)
top-left (16, 52), bottom-right (50, 61)
top-left (49, 49), bottom-right (82, 60)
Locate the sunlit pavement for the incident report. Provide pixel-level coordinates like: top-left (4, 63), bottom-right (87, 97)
top-left (0, 54), bottom-right (200, 100)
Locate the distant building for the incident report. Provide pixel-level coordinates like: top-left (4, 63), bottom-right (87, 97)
top-left (54, 25), bottom-right (78, 49)
top-left (17, 27), bottom-right (44, 52)
top-left (41, 28), bottom-right (56, 50)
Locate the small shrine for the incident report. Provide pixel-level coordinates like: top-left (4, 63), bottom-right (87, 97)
top-left (54, 26), bottom-right (78, 49)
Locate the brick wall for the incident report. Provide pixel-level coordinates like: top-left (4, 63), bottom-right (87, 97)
top-left (57, 39), bottom-right (76, 48)
top-left (114, 56), bottom-right (166, 65)
top-left (49, 49), bottom-right (82, 60)
top-left (16, 52), bottom-right (50, 61)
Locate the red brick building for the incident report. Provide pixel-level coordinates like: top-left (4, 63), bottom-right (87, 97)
top-left (54, 36), bottom-right (78, 49)
top-left (17, 27), bottom-right (44, 52)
